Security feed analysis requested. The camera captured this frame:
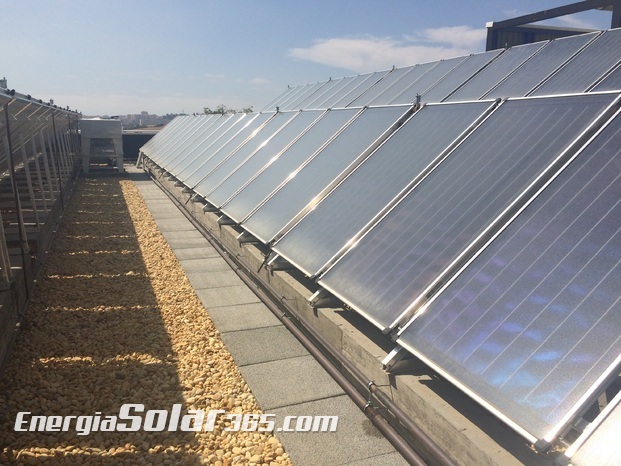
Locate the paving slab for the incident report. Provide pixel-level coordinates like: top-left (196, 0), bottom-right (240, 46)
top-left (164, 236), bottom-right (213, 249)
top-left (341, 451), bottom-right (410, 466)
top-left (220, 326), bottom-right (308, 366)
top-left (239, 355), bottom-right (344, 410)
top-left (171, 246), bottom-right (220, 261)
top-left (155, 218), bottom-right (197, 232)
top-left (195, 285), bottom-right (262, 308)
top-left (207, 302), bottom-right (281, 333)
top-left (179, 257), bottom-right (232, 273)
top-left (185, 269), bottom-right (243, 290)
top-left (271, 395), bottom-right (404, 466)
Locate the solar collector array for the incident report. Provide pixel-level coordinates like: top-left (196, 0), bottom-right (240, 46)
top-left (195, 110), bottom-right (324, 202)
top-left (218, 107), bottom-right (361, 222)
top-left (445, 41), bottom-right (546, 102)
top-left (172, 113), bottom-right (250, 181)
top-left (318, 93), bottom-right (619, 331)
top-left (397, 109), bottom-right (621, 446)
top-left (138, 28), bottom-right (621, 449)
top-left (484, 32), bottom-right (599, 99)
top-left (272, 101), bottom-right (495, 277)
top-left (181, 113), bottom-right (276, 189)
top-left (241, 105), bottom-right (413, 244)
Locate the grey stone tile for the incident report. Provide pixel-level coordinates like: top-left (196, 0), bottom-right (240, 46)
top-left (195, 285), bottom-right (261, 308)
top-left (239, 355), bottom-right (343, 410)
top-left (207, 302), bottom-right (281, 333)
top-left (220, 326), bottom-right (308, 366)
top-left (179, 257), bottom-right (231, 273)
top-left (173, 247), bottom-right (220, 261)
top-left (185, 270), bottom-right (243, 290)
top-left (271, 395), bottom-right (401, 466)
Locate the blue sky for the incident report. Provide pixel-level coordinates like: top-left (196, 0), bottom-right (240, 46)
top-left (0, 1), bottom-right (614, 116)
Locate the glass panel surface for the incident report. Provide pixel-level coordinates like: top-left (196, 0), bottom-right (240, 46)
top-left (397, 113), bottom-right (621, 443)
top-left (485, 33), bottom-right (599, 99)
top-left (166, 115), bottom-right (228, 173)
top-left (331, 71), bottom-right (390, 108)
top-left (293, 78), bottom-right (343, 110)
top-left (171, 114), bottom-right (243, 181)
top-left (178, 113), bottom-right (264, 187)
top-left (318, 94), bottom-right (617, 331)
top-left (532, 28), bottom-right (621, 96)
top-left (446, 42), bottom-right (547, 102)
top-left (388, 56), bottom-right (465, 105)
top-left (273, 101), bottom-right (494, 276)
top-left (592, 63), bottom-right (621, 92)
top-left (313, 74), bottom-right (369, 109)
top-left (140, 115), bottom-right (191, 162)
top-left (260, 86), bottom-right (300, 112)
top-left (282, 81), bottom-right (329, 111)
top-left (220, 108), bottom-right (360, 221)
top-left (422, 50), bottom-right (503, 103)
top-left (196, 110), bottom-right (323, 200)
top-left (362, 61), bottom-right (440, 106)
top-left (347, 65), bottom-right (417, 107)
top-left (156, 115), bottom-right (221, 170)
top-left (242, 106), bottom-right (411, 243)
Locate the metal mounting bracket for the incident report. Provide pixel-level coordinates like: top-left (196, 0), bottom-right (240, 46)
top-left (308, 288), bottom-right (340, 308)
top-left (217, 215), bottom-right (236, 226)
top-left (382, 346), bottom-right (407, 372)
top-left (267, 254), bottom-right (294, 271)
top-left (237, 231), bottom-right (259, 245)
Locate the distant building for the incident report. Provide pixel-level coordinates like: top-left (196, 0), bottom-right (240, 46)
top-left (121, 111), bottom-right (170, 129)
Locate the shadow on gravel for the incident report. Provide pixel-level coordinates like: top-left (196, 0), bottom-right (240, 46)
top-left (0, 174), bottom-right (200, 464)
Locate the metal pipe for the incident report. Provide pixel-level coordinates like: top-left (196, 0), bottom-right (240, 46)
top-left (147, 165), bottom-right (455, 465)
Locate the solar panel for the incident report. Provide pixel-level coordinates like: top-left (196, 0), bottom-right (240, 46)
top-left (194, 110), bottom-right (324, 200)
top-left (387, 56), bottom-right (466, 105)
top-left (591, 62), bottom-right (621, 92)
top-left (176, 113), bottom-right (267, 187)
top-left (446, 42), bottom-right (547, 102)
top-left (140, 115), bottom-right (191, 163)
top-left (317, 93), bottom-right (619, 332)
top-left (347, 65), bottom-right (423, 107)
top-left (273, 101), bottom-right (495, 277)
top-left (362, 61), bottom-right (442, 106)
top-left (218, 108), bottom-right (361, 220)
top-left (241, 105), bottom-right (412, 244)
top-left (396, 109), bottom-right (621, 447)
top-left (303, 75), bottom-right (356, 109)
top-left (182, 112), bottom-right (296, 189)
top-left (141, 115), bottom-right (195, 164)
top-left (531, 28), bottom-right (621, 96)
top-left (155, 115), bottom-right (221, 169)
top-left (330, 70), bottom-right (390, 108)
top-left (421, 50), bottom-right (503, 103)
top-left (170, 114), bottom-right (245, 180)
top-left (312, 74), bottom-right (370, 109)
top-left (292, 78), bottom-right (344, 110)
top-left (260, 86), bottom-right (300, 112)
top-left (281, 81), bottom-right (329, 111)
top-left (484, 32), bottom-right (599, 99)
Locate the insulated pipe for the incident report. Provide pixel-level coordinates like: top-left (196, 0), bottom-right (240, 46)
top-left (147, 164), bottom-right (455, 466)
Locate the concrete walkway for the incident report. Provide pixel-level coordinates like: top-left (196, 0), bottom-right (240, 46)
top-left (128, 167), bottom-right (408, 466)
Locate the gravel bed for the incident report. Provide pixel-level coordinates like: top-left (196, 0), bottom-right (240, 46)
top-left (0, 176), bottom-right (293, 465)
